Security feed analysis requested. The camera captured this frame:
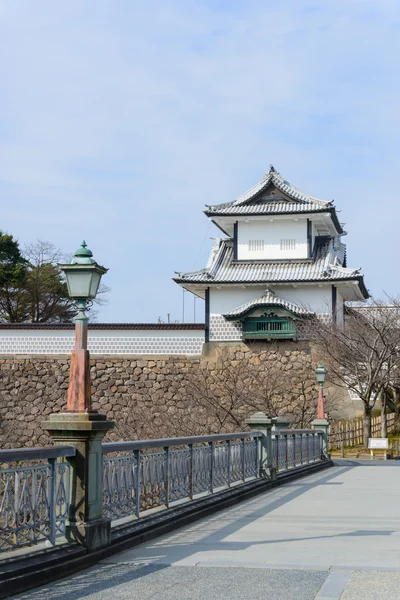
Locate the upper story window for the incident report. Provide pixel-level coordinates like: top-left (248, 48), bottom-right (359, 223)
top-left (280, 239), bottom-right (296, 251)
top-left (248, 240), bottom-right (265, 252)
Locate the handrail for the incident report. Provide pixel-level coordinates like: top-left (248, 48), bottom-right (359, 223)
top-left (0, 446), bottom-right (76, 462)
top-left (274, 429), bottom-right (323, 435)
top-left (103, 431), bottom-right (263, 453)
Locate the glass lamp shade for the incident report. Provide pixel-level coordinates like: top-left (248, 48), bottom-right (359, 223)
top-left (315, 363), bottom-right (327, 384)
top-left (59, 242), bottom-right (108, 301)
top-left (61, 264), bottom-right (107, 300)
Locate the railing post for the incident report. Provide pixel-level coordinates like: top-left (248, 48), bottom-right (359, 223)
top-left (285, 435), bottom-right (289, 470)
top-left (255, 436), bottom-right (259, 476)
top-left (300, 433), bottom-right (303, 464)
top-left (164, 446), bottom-right (170, 508)
top-left (241, 438), bottom-right (246, 481)
top-left (209, 441), bottom-right (214, 494)
top-left (291, 433), bottom-right (296, 468)
top-left (43, 413), bottom-right (114, 552)
top-left (48, 457), bottom-right (57, 546)
top-left (311, 418), bottom-right (330, 460)
top-left (227, 440), bottom-right (231, 487)
top-left (245, 412), bottom-right (275, 480)
top-left (189, 444), bottom-right (194, 500)
top-left (134, 450), bottom-right (141, 518)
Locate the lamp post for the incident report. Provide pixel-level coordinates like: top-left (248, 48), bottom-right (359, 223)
top-left (315, 362), bottom-right (327, 419)
top-left (42, 241), bottom-right (114, 551)
top-left (59, 241), bottom-right (108, 412)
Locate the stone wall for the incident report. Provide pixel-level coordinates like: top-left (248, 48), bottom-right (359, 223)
top-left (0, 342), bottom-right (359, 449)
top-left (0, 354), bottom-right (202, 449)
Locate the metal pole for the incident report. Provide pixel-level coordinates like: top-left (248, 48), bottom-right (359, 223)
top-left (255, 437), bottom-right (260, 478)
top-left (189, 444), bottom-right (193, 500)
top-left (276, 435), bottom-right (279, 472)
top-left (242, 438), bottom-right (246, 481)
top-left (227, 440), bottom-right (231, 487)
top-left (48, 458), bottom-right (57, 546)
top-left (209, 442), bottom-right (214, 494)
top-left (164, 447), bottom-right (170, 508)
top-left (182, 289), bottom-right (185, 323)
top-left (134, 450), bottom-right (141, 518)
top-left (318, 383), bottom-right (325, 419)
top-left (285, 435), bottom-right (288, 470)
top-left (66, 299), bottom-right (91, 412)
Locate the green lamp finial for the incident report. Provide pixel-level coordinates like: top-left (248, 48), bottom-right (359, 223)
top-left (70, 241), bottom-right (95, 264)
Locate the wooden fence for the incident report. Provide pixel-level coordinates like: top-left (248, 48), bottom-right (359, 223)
top-left (328, 413), bottom-right (397, 448)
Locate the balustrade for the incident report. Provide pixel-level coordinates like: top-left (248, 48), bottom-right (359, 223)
top-left (0, 425), bottom-right (326, 554)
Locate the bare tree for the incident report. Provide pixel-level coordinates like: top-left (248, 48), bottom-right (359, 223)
top-left (161, 346), bottom-right (325, 435)
top-left (311, 299), bottom-right (400, 446)
top-left (21, 240), bottom-right (110, 323)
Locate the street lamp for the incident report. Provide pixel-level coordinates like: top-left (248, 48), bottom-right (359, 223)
top-left (315, 363), bottom-right (327, 419)
top-left (58, 241), bottom-right (108, 412)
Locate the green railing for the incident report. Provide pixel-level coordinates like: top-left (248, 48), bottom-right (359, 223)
top-left (242, 318), bottom-right (296, 340)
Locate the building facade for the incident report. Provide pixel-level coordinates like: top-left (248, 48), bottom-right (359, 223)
top-left (174, 165), bottom-right (369, 343)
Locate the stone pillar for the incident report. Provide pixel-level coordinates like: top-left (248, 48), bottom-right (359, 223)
top-left (271, 416), bottom-right (291, 434)
top-left (245, 412), bottom-right (276, 480)
top-left (312, 418), bottom-right (330, 459)
top-left (42, 412), bottom-right (114, 552)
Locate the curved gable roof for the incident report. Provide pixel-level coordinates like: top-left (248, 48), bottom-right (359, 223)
top-left (223, 290), bottom-right (314, 320)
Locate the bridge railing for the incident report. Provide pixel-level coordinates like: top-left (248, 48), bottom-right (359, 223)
top-left (0, 446), bottom-right (75, 553)
top-left (0, 419), bottom-right (328, 555)
top-left (102, 433), bottom-right (262, 523)
top-left (272, 430), bottom-right (323, 472)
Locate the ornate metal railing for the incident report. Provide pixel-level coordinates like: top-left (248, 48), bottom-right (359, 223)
top-left (272, 430), bottom-right (323, 472)
top-left (102, 433), bottom-right (262, 522)
top-left (242, 318), bottom-right (296, 340)
top-left (0, 446), bottom-right (75, 553)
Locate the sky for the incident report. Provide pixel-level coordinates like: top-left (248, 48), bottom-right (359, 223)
top-left (0, 1), bottom-right (399, 322)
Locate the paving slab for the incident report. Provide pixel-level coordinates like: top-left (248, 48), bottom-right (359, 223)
top-left (103, 462), bottom-right (400, 570)
top-left (9, 461), bottom-right (400, 599)
top-left (341, 570), bottom-right (400, 600)
top-left (10, 563), bottom-right (328, 600)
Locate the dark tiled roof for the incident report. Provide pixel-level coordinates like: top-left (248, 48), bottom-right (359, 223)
top-left (174, 237), bottom-right (368, 298)
top-left (204, 166), bottom-right (344, 234)
top-left (223, 290), bottom-right (314, 319)
top-left (0, 323), bottom-right (206, 330)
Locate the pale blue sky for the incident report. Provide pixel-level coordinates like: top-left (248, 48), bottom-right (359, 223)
top-left (0, 1), bottom-right (399, 322)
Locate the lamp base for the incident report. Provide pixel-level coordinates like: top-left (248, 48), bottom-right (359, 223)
top-left (42, 412), bottom-right (114, 551)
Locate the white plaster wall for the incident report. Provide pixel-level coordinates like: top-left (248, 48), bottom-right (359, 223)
top-left (237, 220), bottom-right (308, 260)
top-left (0, 328), bottom-right (205, 355)
top-left (209, 285), bottom-right (332, 341)
top-left (209, 287), bottom-right (266, 314)
top-left (210, 285), bottom-right (332, 315)
top-left (273, 286), bottom-right (332, 314)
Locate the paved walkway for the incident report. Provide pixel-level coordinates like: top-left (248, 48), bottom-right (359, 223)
top-left (11, 460), bottom-right (400, 599)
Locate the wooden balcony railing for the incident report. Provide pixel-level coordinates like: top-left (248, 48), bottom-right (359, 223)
top-left (242, 318), bottom-right (296, 340)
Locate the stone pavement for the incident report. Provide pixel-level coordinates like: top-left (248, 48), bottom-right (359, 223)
top-left (11, 460), bottom-right (400, 600)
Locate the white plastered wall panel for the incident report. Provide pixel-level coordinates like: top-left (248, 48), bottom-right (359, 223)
top-left (237, 219), bottom-right (308, 260)
top-left (273, 286), bottom-right (332, 314)
top-left (0, 328), bottom-right (205, 355)
top-left (209, 285), bottom-right (333, 341)
top-left (209, 286), bottom-right (267, 315)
